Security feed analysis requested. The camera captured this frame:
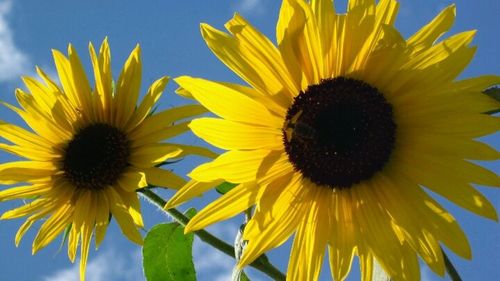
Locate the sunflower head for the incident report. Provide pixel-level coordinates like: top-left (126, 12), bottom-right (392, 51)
top-left (0, 38), bottom-right (211, 281)
top-left (283, 76), bottom-right (397, 188)
top-left (168, 0), bottom-right (500, 280)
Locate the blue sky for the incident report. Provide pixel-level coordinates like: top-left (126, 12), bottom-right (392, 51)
top-left (0, 0), bottom-right (498, 280)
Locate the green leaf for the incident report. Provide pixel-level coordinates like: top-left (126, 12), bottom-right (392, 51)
top-left (239, 272), bottom-right (251, 281)
top-left (143, 220), bottom-right (196, 281)
top-left (216, 182), bottom-right (238, 194)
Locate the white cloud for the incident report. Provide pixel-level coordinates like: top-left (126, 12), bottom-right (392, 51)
top-left (193, 221), bottom-right (265, 281)
top-left (193, 235), bottom-right (234, 281)
top-left (0, 0), bottom-right (29, 82)
top-left (234, 0), bottom-right (264, 14)
top-left (43, 248), bottom-right (143, 281)
top-left (44, 222), bottom-right (266, 281)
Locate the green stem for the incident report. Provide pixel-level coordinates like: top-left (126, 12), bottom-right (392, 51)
top-left (442, 248), bottom-right (463, 281)
top-left (139, 188), bottom-right (286, 281)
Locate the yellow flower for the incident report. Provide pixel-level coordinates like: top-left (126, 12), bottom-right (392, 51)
top-left (0, 38), bottom-right (213, 281)
top-left (167, 0), bottom-right (500, 280)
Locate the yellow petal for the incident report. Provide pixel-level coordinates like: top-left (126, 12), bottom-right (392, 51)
top-left (72, 191), bottom-right (93, 231)
top-left (107, 188), bottom-right (143, 245)
top-left (94, 191), bottom-right (110, 248)
top-left (277, 0), bottom-right (306, 89)
top-left (401, 113), bottom-right (500, 138)
top-left (339, 1), bottom-right (376, 75)
top-left (239, 173), bottom-right (306, 267)
top-left (224, 13), bottom-right (299, 96)
top-left (130, 144), bottom-right (183, 168)
top-left (1, 199), bottom-right (53, 220)
top-left (67, 224), bottom-right (79, 262)
top-left (131, 122), bottom-right (191, 148)
top-left (114, 44), bottom-right (142, 126)
top-left (175, 76), bottom-right (283, 127)
top-left (351, 182), bottom-right (410, 279)
top-left (407, 4), bottom-right (456, 55)
top-left (392, 158), bottom-right (498, 220)
top-left (189, 150), bottom-right (271, 183)
top-left (0, 120), bottom-right (54, 150)
top-left (32, 203), bottom-right (73, 254)
top-left (144, 167), bottom-right (187, 190)
top-left (0, 161), bottom-right (56, 184)
top-left (89, 38), bottom-right (113, 121)
top-left (397, 149), bottom-right (500, 187)
top-left (21, 76), bottom-right (61, 118)
top-left (403, 30), bottom-right (476, 71)
top-left (116, 188), bottom-right (144, 228)
top-left (79, 215), bottom-right (95, 281)
top-left (67, 44), bottom-right (94, 116)
top-left (402, 133), bottom-right (500, 161)
top-left (288, 187), bottom-right (329, 281)
top-left (328, 190), bottom-right (356, 281)
top-left (0, 143), bottom-right (57, 161)
top-left (15, 206), bottom-right (54, 247)
top-left (14, 89), bottom-right (71, 141)
top-left (165, 179), bottom-right (224, 209)
top-left (129, 104), bottom-right (206, 139)
top-left (15, 219), bottom-right (35, 247)
top-left (172, 144), bottom-right (218, 159)
top-left (200, 22), bottom-right (295, 98)
top-left (423, 199), bottom-right (471, 259)
top-left (256, 150), bottom-right (295, 186)
top-left (35, 66), bottom-right (62, 93)
top-left (215, 81), bottom-right (289, 116)
top-left (189, 118), bottom-right (283, 150)
top-left (117, 170), bottom-right (148, 192)
top-left (359, 251), bottom-right (374, 281)
top-left (277, 0), bottom-right (324, 84)
top-left (311, 0), bottom-right (336, 74)
top-left (0, 184), bottom-right (51, 202)
top-left (52, 49), bottom-right (90, 118)
top-left (350, 0), bottom-right (400, 71)
top-left (126, 76), bottom-right (169, 130)
top-left (369, 173), bottom-right (446, 275)
top-left (185, 182), bottom-right (262, 232)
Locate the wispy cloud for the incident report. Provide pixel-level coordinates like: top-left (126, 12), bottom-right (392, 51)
top-left (234, 0), bottom-right (264, 14)
top-left (43, 248), bottom-right (143, 281)
top-left (193, 222), bottom-right (235, 281)
top-left (0, 0), bottom-right (30, 82)
top-left (44, 221), bottom-right (266, 281)
top-left (193, 221), bottom-right (264, 281)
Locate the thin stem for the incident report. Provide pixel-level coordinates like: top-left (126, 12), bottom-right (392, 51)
top-left (244, 207), bottom-right (253, 223)
top-left (139, 188), bottom-right (286, 281)
top-left (442, 248), bottom-right (463, 281)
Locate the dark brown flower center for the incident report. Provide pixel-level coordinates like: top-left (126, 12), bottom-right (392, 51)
top-left (283, 77), bottom-right (396, 189)
top-left (62, 123), bottom-right (130, 190)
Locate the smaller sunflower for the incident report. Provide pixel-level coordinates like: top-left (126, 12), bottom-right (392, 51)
top-left (0, 39), bottom-right (213, 280)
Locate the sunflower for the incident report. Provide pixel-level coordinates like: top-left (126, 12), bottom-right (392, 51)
top-left (0, 38), bottom-right (212, 281)
top-left (166, 0), bottom-right (500, 280)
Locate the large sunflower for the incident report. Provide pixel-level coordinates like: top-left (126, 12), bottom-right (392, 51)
top-left (167, 0), bottom-right (500, 280)
top-left (0, 39), bottom-right (211, 281)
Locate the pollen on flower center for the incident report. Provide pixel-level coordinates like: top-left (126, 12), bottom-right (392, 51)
top-left (283, 77), bottom-right (396, 189)
top-left (62, 123), bottom-right (130, 190)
